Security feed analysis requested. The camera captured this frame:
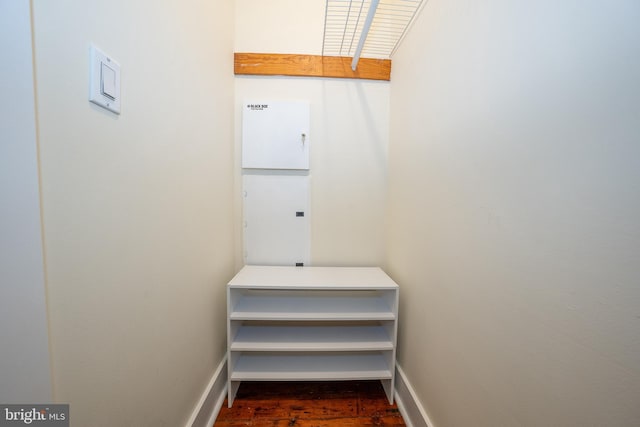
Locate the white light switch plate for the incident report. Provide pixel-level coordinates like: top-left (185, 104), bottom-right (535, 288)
top-left (90, 45), bottom-right (121, 114)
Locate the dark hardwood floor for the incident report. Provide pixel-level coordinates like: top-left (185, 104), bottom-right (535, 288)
top-left (214, 381), bottom-right (406, 426)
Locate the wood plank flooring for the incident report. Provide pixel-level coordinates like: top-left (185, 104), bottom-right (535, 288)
top-left (214, 381), bottom-right (406, 426)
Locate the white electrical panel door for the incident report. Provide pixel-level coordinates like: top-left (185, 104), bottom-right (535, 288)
top-left (243, 174), bottom-right (310, 266)
top-left (242, 101), bottom-right (310, 170)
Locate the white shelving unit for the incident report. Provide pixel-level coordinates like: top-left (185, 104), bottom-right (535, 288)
top-left (227, 265), bottom-right (399, 407)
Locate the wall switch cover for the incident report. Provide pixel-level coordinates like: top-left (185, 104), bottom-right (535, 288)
top-left (90, 45), bottom-right (121, 114)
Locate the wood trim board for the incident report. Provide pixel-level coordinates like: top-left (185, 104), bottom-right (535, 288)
top-left (234, 53), bottom-right (391, 81)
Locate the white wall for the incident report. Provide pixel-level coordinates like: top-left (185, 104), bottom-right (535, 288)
top-left (0, 0), bottom-right (52, 403)
top-left (235, 0), bottom-right (390, 268)
top-left (387, 1), bottom-right (640, 426)
top-left (235, 0), bottom-right (326, 55)
top-left (31, 0), bottom-right (235, 425)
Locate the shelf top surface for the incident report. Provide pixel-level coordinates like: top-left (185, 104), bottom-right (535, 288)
top-left (228, 266), bottom-right (398, 289)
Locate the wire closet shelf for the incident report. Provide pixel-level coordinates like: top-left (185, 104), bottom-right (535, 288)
top-left (322, 0), bottom-right (425, 67)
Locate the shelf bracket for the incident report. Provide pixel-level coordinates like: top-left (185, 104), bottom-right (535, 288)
top-left (351, 0), bottom-right (380, 71)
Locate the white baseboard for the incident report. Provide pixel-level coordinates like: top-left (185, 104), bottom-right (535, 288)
top-left (185, 355), bottom-right (228, 427)
top-left (394, 363), bottom-right (436, 427)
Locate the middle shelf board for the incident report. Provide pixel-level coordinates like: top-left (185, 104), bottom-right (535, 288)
top-left (230, 325), bottom-right (393, 352)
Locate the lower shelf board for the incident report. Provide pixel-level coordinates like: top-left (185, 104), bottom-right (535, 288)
top-left (229, 352), bottom-right (393, 381)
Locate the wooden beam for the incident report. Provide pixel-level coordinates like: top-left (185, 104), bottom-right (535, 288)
top-left (234, 53), bottom-right (391, 81)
